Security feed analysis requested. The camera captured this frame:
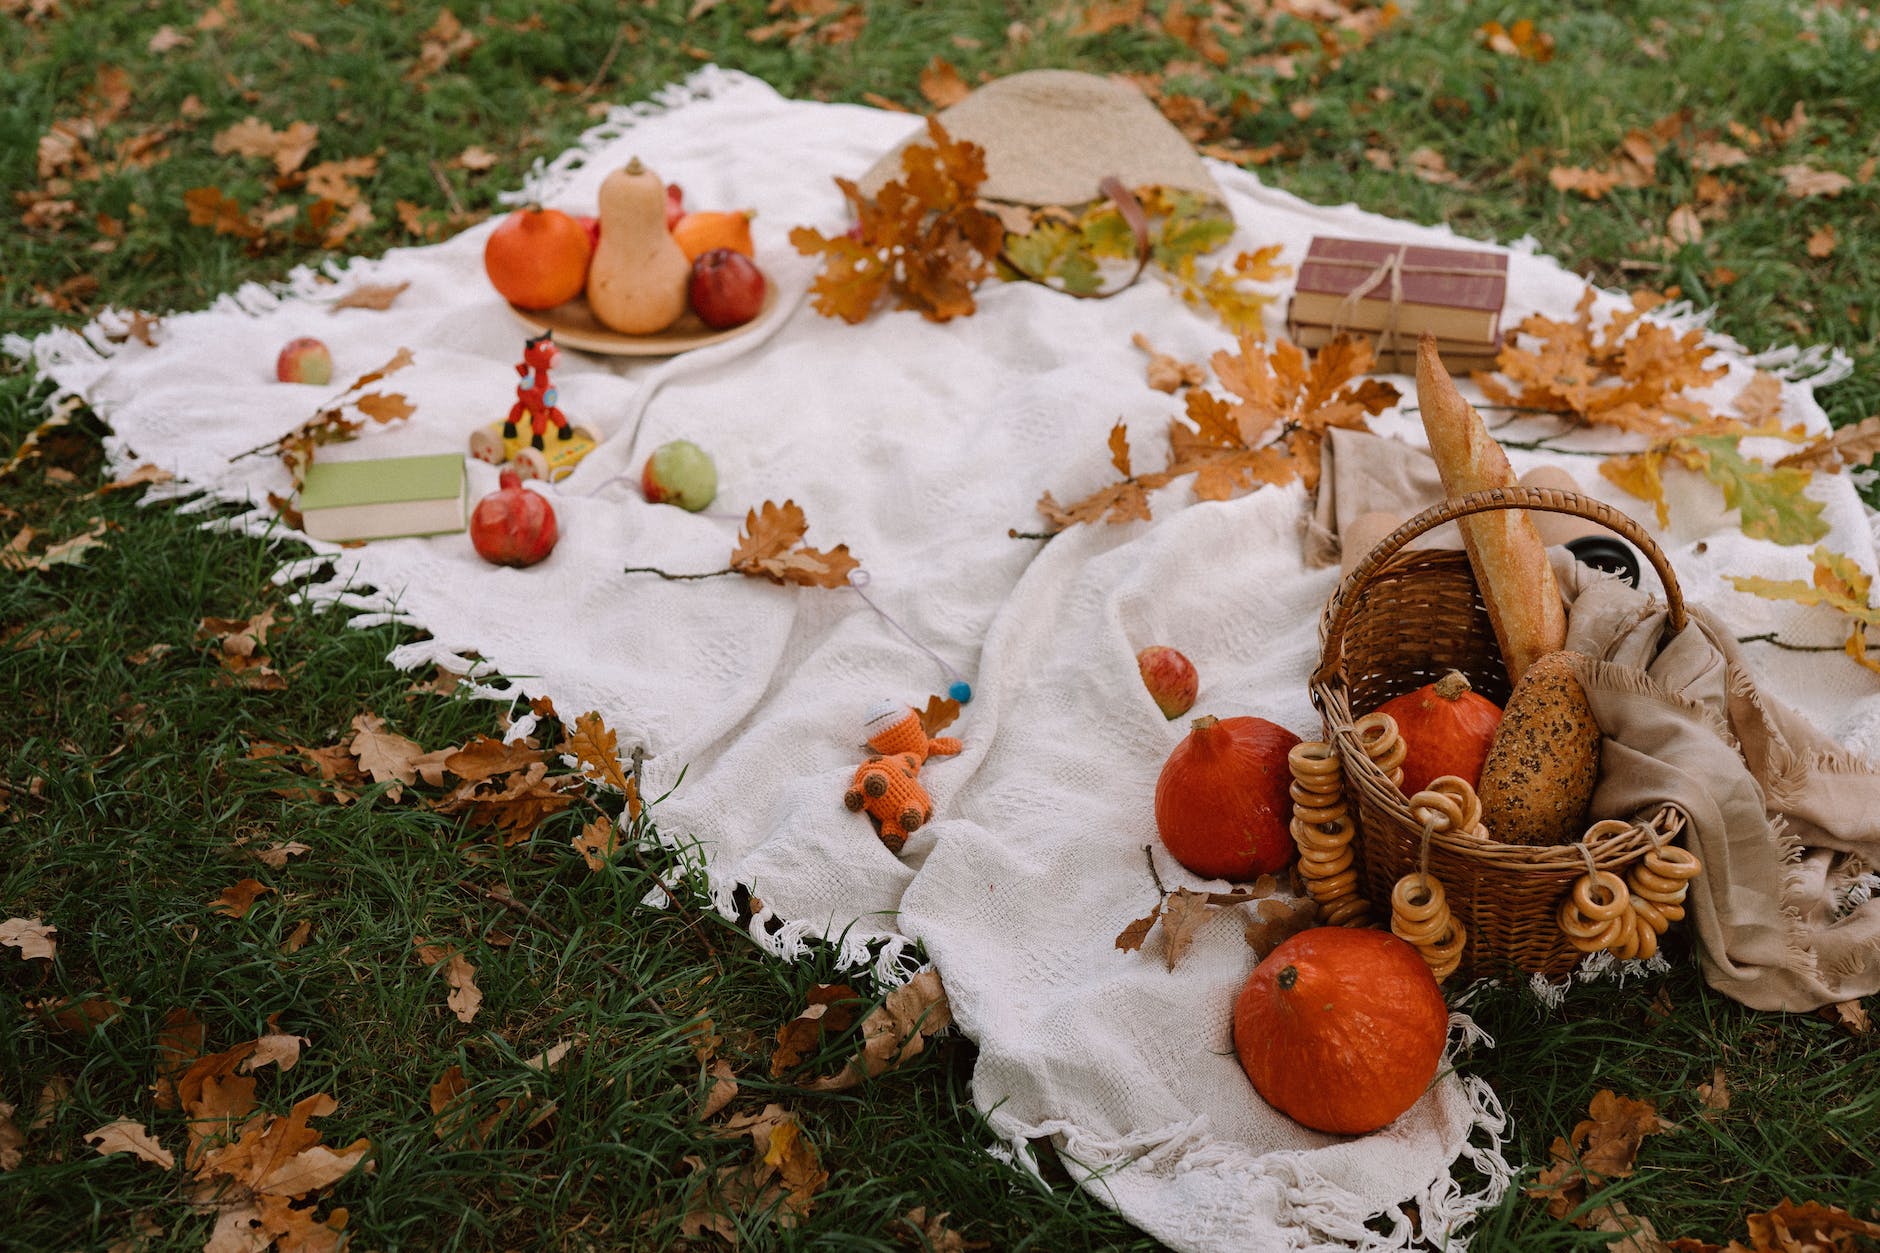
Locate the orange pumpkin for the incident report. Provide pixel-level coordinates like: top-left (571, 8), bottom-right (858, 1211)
top-left (1233, 927), bottom-right (1448, 1134)
top-left (670, 209), bottom-right (756, 263)
top-left (1154, 715), bottom-right (1300, 880)
top-left (1373, 670), bottom-right (1502, 795)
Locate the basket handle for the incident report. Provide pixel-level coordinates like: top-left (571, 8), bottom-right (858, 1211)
top-left (1313, 486), bottom-right (1686, 690)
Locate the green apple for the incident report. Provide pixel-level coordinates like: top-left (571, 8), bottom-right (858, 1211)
top-left (641, 439), bottom-right (717, 511)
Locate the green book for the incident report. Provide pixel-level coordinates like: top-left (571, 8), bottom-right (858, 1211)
top-left (295, 452), bottom-right (467, 542)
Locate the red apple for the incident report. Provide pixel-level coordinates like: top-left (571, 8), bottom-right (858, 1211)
top-left (1137, 646), bottom-right (1198, 720)
top-left (575, 213), bottom-right (601, 252)
top-left (275, 336), bottom-right (333, 385)
top-left (665, 183), bottom-right (684, 230)
top-left (689, 248), bottom-right (765, 330)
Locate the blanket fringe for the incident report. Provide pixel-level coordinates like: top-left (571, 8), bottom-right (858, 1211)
top-left (994, 1014), bottom-right (1511, 1252)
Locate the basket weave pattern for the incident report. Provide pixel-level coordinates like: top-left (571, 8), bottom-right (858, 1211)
top-left (1310, 487), bottom-right (1690, 980)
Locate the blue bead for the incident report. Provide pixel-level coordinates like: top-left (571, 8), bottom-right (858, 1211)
top-left (948, 680), bottom-right (973, 703)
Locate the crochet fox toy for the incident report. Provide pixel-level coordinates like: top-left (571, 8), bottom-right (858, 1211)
top-left (844, 699), bottom-right (963, 853)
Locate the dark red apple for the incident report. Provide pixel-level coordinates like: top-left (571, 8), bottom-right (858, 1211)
top-left (689, 248), bottom-right (765, 330)
top-left (1137, 645), bottom-right (1199, 719)
top-left (665, 183), bottom-right (684, 230)
top-left (575, 213), bottom-right (600, 252)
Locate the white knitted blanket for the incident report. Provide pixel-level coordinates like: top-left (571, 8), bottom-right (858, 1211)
top-left (16, 68), bottom-right (1880, 1252)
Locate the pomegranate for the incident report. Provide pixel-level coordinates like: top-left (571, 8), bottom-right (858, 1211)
top-left (470, 470), bottom-right (558, 568)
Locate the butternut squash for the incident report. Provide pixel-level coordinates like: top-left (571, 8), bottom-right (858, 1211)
top-left (587, 157), bottom-right (691, 335)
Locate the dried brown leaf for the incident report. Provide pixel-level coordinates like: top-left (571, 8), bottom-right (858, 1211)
top-left (0, 917), bottom-right (57, 961)
top-left (83, 1119), bottom-right (173, 1170)
top-left (1113, 902), bottom-right (1161, 953)
top-left (772, 984), bottom-right (860, 1076)
top-left (1159, 888), bottom-right (1215, 971)
top-left (1819, 999), bottom-right (1870, 1035)
top-left (1242, 896), bottom-right (1319, 958)
top-left (918, 57), bottom-right (971, 109)
top-left (211, 879), bottom-right (274, 919)
top-left (329, 280), bottom-right (410, 313)
top-left (806, 968), bottom-right (951, 1091)
top-left (571, 817), bottom-right (618, 871)
top-left (730, 499), bottom-right (860, 588)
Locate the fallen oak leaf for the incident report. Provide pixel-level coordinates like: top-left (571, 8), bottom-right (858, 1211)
top-left (198, 607), bottom-right (279, 659)
top-left (211, 116), bottom-right (319, 175)
top-left (562, 710), bottom-right (631, 792)
top-left (1526, 1089), bottom-right (1674, 1223)
top-left (571, 817), bottom-right (618, 871)
top-left (0, 917), bottom-right (57, 961)
top-left (1818, 998), bottom-right (1870, 1035)
top-left (0, 1101), bottom-right (21, 1171)
top-left (348, 711), bottom-right (423, 796)
top-left (1242, 895), bottom-right (1319, 959)
top-left (1777, 414), bottom-right (1880, 474)
top-left (1159, 887), bottom-right (1215, 971)
top-left (805, 968), bottom-right (950, 1091)
top-left (83, 1119), bottom-right (174, 1170)
top-left (91, 463), bottom-right (173, 496)
top-left (211, 879), bottom-right (274, 919)
top-left (772, 984), bottom-right (861, 1077)
top-left (413, 939), bottom-right (483, 1024)
top-left (1113, 902), bottom-right (1161, 953)
top-left (729, 499), bottom-right (860, 588)
top-left (700, 1059), bottom-right (739, 1120)
top-left (241, 1031), bottom-right (308, 1074)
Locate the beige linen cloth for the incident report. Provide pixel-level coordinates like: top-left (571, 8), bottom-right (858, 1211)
top-left (1319, 428), bottom-right (1880, 1011)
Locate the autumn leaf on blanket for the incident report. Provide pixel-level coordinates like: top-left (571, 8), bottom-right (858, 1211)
top-left (917, 694), bottom-right (961, 737)
top-left (1733, 546), bottom-right (1880, 675)
top-left (1478, 289), bottom-right (1727, 437)
top-left (1157, 888), bottom-right (1217, 971)
top-left (329, 280), bottom-right (411, 313)
top-left (247, 346), bottom-right (416, 484)
top-left (730, 499), bottom-right (860, 588)
top-left (562, 710), bottom-right (633, 793)
top-left (805, 968), bottom-right (952, 1091)
top-left (791, 118), bottom-right (1005, 323)
top-left (1242, 895), bottom-right (1319, 959)
top-left (1525, 1089), bottom-right (1673, 1223)
top-left (1777, 414), bottom-right (1880, 475)
top-left (1036, 334), bottom-right (1396, 531)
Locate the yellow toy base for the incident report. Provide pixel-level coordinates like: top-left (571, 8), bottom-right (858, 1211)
top-left (469, 422), bottom-right (599, 483)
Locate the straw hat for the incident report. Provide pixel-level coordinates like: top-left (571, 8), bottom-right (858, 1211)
top-left (856, 69), bottom-right (1230, 219)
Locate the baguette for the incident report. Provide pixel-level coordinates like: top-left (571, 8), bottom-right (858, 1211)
top-left (1415, 334), bottom-right (1566, 685)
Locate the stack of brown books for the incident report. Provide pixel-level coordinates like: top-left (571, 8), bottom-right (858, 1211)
top-left (1286, 236), bottom-right (1508, 374)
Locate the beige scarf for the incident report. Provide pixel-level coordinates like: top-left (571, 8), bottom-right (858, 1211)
top-left (1561, 564), bottom-right (1880, 1011)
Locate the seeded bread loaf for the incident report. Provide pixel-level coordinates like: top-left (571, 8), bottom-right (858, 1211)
top-left (1477, 650), bottom-right (1600, 845)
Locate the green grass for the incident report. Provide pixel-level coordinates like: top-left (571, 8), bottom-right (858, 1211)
top-left (4, 1), bottom-right (1879, 1250)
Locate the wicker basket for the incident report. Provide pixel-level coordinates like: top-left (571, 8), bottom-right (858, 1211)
top-left (1309, 486), bottom-right (1690, 980)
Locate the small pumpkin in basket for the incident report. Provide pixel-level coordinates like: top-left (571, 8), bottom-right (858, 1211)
top-left (1233, 927), bottom-right (1448, 1135)
top-left (1372, 670), bottom-right (1502, 795)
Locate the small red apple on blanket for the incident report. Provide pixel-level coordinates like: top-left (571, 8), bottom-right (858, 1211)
top-left (844, 699), bottom-right (962, 854)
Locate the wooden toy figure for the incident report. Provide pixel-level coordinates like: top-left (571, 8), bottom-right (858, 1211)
top-left (469, 331), bottom-right (599, 482)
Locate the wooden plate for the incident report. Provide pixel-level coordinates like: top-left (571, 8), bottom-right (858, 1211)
top-left (505, 274), bottom-right (779, 356)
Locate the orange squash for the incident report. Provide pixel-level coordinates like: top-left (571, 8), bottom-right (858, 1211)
top-left (587, 157), bottom-right (691, 335)
top-left (670, 209), bottom-right (755, 263)
top-left (1154, 715), bottom-right (1300, 880)
top-left (1373, 670), bottom-right (1502, 795)
top-left (1233, 927), bottom-right (1448, 1135)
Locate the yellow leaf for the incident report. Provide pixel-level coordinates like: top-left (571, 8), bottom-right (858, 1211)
top-left (1600, 450), bottom-right (1671, 527)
